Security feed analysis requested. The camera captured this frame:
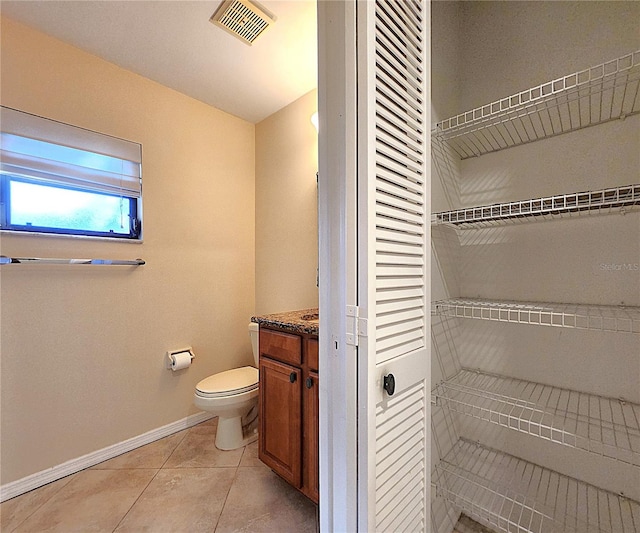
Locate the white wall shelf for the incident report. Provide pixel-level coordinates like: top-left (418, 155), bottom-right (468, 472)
top-left (433, 369), bottom-right (640, 467)
top-left (433, 50), bottom-right (640, 159)
top-left (432, 184), bottom-right (640, 228)
top-left (434, 438), bottom-right (640, 533)
top-left (432, 298), bottom-right (640, 334)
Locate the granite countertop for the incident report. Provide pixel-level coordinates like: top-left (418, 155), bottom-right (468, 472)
top-left (251, 308), bottom-right (319, 335)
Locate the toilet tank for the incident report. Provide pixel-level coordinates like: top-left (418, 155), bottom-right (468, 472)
top-left (248, 322), bottom-right (259, 367)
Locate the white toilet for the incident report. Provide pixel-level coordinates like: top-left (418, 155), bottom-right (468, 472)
top-left (194, 322), bottom-right (260, 450)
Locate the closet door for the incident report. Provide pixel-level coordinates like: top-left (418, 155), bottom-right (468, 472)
top-left (317, 1), bottom-right (430, 530)
top-left (356, 1), bottom-right (431, 531)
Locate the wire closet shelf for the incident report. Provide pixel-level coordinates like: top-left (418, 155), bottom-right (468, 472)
top-left (433, 369), bottom-right (640, 468)
top-left (434, 439), bottom-right (640, 533)
top-left (432, 298), bottom-right (640, 334)
top-left (433, 50), bottom-right (640, 159)
top-left (432, 184), bottom-right (640, 228)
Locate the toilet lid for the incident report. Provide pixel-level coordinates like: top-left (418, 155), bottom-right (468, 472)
top-left (196, 366), bottom-right (258, 398)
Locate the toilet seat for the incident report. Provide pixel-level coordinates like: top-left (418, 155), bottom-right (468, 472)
top-left (195, 366), bottom-right (258, 398)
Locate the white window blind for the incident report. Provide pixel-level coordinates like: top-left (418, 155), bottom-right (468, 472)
top-left (0, 106), bottom-right (142, 198)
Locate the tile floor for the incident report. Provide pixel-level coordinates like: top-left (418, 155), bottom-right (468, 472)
top-left (453, 514), bottom-right (496, 533)
top-left (0, 417), bottom-right (318, 532)
top-left (1, 416), bottom-right (490, 533)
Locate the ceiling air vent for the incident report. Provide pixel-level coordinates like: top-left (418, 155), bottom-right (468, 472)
top-left (210, 0), bottom-right (275, 46)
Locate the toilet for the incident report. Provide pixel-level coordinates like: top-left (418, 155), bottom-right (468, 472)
top-left (194, 322), bottom-right (260, 450)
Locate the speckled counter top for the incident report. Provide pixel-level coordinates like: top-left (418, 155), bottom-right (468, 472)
top-left (251, 308), bottom-right (319, 336)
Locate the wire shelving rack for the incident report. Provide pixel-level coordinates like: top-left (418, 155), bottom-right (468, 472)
top-left (433, 51), bottom-right (640, 159)
top-left (432, 298), bottom-right (640, 334)
top-left (432, 184), bottom-right (640, 228)
top-left (433, 369), bottom-right (640, 467)
top-left (434, 438), bottom-right (640, 533)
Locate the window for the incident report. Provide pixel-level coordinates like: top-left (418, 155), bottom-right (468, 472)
top-left (2, 177), bottom-right (139, 238)
top-left (0, 106), bottom-right (142, 239)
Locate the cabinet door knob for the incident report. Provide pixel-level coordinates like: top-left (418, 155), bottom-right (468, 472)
top-left (289, 372), bottom-right (297, 383)
top-left (306, 376), bottom-right (314, 389)
top-left (383, 373), bottom-right (395, 396)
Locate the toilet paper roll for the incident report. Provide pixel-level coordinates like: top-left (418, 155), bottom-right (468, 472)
top-left (171, 351), bottom-right (192, 371)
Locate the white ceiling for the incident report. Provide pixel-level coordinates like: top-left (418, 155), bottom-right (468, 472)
top-left (0, 0), bottom-right (318, 124)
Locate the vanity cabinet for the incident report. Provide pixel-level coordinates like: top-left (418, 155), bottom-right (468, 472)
top-left (258, 328), bottom-right (319, 503)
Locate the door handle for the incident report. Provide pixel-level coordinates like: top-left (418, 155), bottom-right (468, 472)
top-left (306, 376), bottom-right (314, 388)
top-left (289, 372), bottom-right (297, 383)
top-left (383, 373), bottom-right (395, 396)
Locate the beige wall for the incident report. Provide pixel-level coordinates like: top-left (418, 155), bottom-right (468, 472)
top-left (255, 90), bottom-right (319, 314)
top-left (0, 17), bottom-right (256, 484)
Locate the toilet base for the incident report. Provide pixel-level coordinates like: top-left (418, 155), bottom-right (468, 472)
top-left (215, 415), bottom-right (258, 450)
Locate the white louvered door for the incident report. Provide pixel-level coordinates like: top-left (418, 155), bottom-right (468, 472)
top-left (356, 1), bottom-right (430, 531)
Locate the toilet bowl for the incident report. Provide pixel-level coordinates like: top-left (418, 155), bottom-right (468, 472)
top-left (194, 323), bottom-right (260, 450)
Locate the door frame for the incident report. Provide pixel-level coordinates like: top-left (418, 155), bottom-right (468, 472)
top-left (317, 1), bottom-right (359, 531)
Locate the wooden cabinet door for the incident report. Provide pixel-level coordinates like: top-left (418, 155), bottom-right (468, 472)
top-left (303, 370), bottom-right (319, 503)
top-left (259, 357), bottom-right (302, 487)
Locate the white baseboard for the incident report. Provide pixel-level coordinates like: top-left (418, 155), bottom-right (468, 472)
top-left (0, 411), bottom-right (214, 503)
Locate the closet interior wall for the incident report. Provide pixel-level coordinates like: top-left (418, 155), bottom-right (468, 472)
top-left (430, 2), bottom-right (640, 532)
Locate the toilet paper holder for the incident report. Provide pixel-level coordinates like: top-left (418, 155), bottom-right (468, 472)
top-left (166, 347), bottom-right (195, 370)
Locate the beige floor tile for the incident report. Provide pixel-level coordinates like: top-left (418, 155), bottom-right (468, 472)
top-left (215, 466), bottom-right (317, 533)
top-left (238, 441), bottom-right (262, 468)
top-left (187, 416), bottom-right (218, 435)
top-left (164, 431), bottom-right (243, 468)
top-left (0, 475), bottom-right (76, 533)
top-left (92, 431), bottom-right (187, 470)
top-left (455, 513), bottom-right (496, 533)
top-left (114, 467), bottom-right (236, 532)
top-left (14, 469), bottom-right (156, 533)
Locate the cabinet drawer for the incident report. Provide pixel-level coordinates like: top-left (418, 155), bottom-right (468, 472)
top-left (260, 329), bottom-right (302, 366)
top-left (306, 338), bottom-right (318, 371)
